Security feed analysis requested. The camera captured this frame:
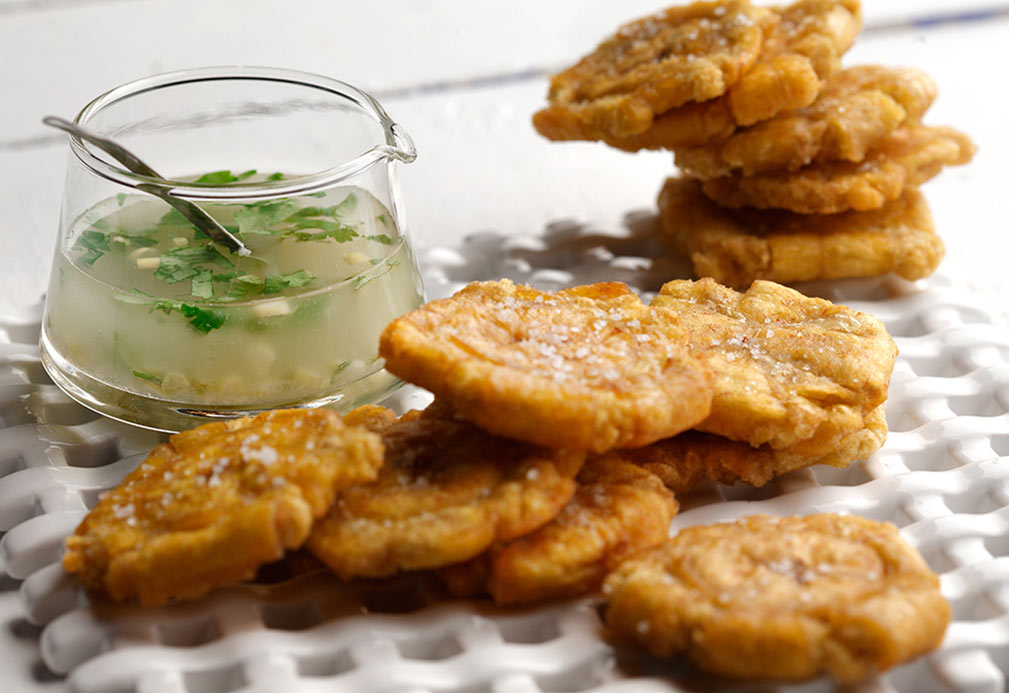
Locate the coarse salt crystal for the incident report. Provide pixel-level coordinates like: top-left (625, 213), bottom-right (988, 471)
top-left (243, 446), bottom-right (279, 465)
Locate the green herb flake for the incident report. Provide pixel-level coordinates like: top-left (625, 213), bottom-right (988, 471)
top-left (75, 230), bottom-right (110, 252)
top-left (282, 269), bottom-right (316, 287)
top-left (366, 234), bottom-right (395, 245)
top-left (226, 274), bottom-right (264, 299)
top-left (154, 300), bottom-right (176, 315)
top-left (291, 222), bottom-right (358, 243)
top-left (195, 170), bottom-right (239, 185)
top-left (333, 193), bottom-right (357, 215)
top-left (154, 245), bottom-right (233, 284)
top-left (133, 235), bottom-right (159, 247)
top-left (375, 213), bottom-right (388, 225)
top-left (235, 200), bottom-right (298, 235)
top-left (212, 271), bottom-right (242, 283)
top-left (180, 304), bottom-right (225, 333)
top-left (116, 193), bottom-right (128, 206)
top-left (132, 370), bottom-right (162, 383)
top-left (236, 169), bottom-right (257, 181)
top-left (267, 172), bottom-right (285, 181)
top-left (73, 230), bottom-right (111, 265)
top-left (191, 269), bottom-right (214, 299)
top-left (263, 275), bottom-right (286, 294)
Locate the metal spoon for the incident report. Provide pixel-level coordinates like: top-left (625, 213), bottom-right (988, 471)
top-left (43, 116), bottom-right (250, 256)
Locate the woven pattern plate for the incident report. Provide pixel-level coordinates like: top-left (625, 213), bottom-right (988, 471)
top-left (1, 211), bottom-right (1008, 692)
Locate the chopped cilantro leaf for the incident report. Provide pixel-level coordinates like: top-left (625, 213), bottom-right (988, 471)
top-left (282, 269), bottom-right (315, 287)
top-left (376, 213), bottom-right (388, 225)
top-left (154, 245), bottom-right (233, 284)
top-left (116, 193), bottom-right (127, 206)
top-left (263, 275), bottom-right (286, 294)
top-left (367, 234), bottom-right (394, 245)
top-left (128, 235), bottom-right (159, 247)
top-left (195, 170), bottom-right (239, 184)
top-left (226, 274), bottom-right (263, 299)
top-left (267, 172), bottom-right (285, 181)
top-left (154, 299), bottom-right (176, 315)
top-left (235, 200), bottom-right (298, 235)
top-left (288, 206), bottom-right (328, 218)
top-left (236, 169), bottom-right (257, 181)
top-left (119, 291), bottom-right (222, 332)
top-left (332, 192), bottom-right (357, 215)
top-left (180, 304), bottom-right (225, 333)
top-left (212, 271), bottom-right (241, 283)
top-left (132, 370), bottom-right (161, 383)
top-left (191, 269), bottom-right (214, 299)
top-left (73, 230), bottom-right (111, 265)
top-left (291, 220), bottom-right (358, 243)
top-left (75, 230), bottom-right (110, 252)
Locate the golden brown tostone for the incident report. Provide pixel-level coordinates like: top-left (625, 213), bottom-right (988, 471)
top-left (439, 455), bottom-right (678, 605)
top-left (603, 513), bottom-right (950, 682)
top-left (700, 124), bottom-right (976, 213)
top-left (607, 404), bottom-right (886, 494)
top-left (657, 177), bottom-right (944, 286)
top-left (532, 0), bottom-right (766, 141)
top-left (379, 279), bottom-right (714, 453)
top-left (62, 409), bottom-right (385, 606)
top-left (650, 278), bottom-right (897, 457)
top-left (306, 405), bottom-right (585, 580)
top-left (676, 65), bottom-right (938, 178)
top-left (552, 0), bottom-right (863, 152)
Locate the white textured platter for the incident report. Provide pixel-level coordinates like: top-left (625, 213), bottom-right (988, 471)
top-left (1, 211), bottom-right (1008, 693)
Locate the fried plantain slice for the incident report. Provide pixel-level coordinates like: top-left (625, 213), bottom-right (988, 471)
top-left (439, 455), bottom-right (677, 605)
top-left (700, 124), bottom-right (975, 213)
top-left (62, 409), bottom-right (384, 606)
top-left (379, 280), bottom-right (713, 453)
top-left (650, 278), bottom-right (896, 457)
top-left (657, 177), bottom-right (943, 287)
top-left (603, 514), bottom-right (950, 682)
top-left (533, 0), bottom-right (766, 140)
top-left (306, 406), bottom-right (585, 580)
top-left (597, 0), bottom-right (862, 151)
top-left (608, 404), bottom-right (885, 494)
top-left (677, 65), bottom-right (938, 178)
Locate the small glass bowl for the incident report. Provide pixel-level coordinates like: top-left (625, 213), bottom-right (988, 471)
top-left (40, 67), bottom-right (424, 432)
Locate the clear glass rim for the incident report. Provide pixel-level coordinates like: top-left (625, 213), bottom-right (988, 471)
top-left (70, 66), bottom-right (417, 201)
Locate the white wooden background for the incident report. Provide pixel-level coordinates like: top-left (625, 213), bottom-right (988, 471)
top-left (1, 1), bottom-right (1009, 689)
top-left (2, 1), bottom-right (1009, 315)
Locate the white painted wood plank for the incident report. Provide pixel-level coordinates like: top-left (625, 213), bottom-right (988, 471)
top-left (4, 16), bottom-right (1007, 316)
top-left (2, 7), bottom-right (1008, 315)
top-left (2, 0), bottom-right (1007, 144)
top-left (0, 144), bottom-right (65, 309)
top-left (0, 0), bottom-right (671, 144)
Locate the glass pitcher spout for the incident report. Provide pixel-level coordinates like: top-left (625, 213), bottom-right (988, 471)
top-left (385, 122), bottom-right (417, 164)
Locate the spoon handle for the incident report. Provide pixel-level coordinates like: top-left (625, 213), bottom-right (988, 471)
top-left (43, 116), bottom-right (249, 256)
